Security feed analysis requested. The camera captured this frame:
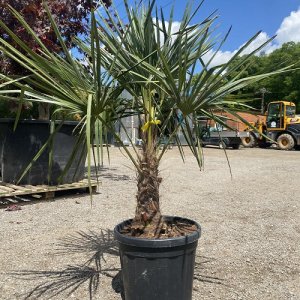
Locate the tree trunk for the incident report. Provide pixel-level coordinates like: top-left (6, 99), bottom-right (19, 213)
top-left (131, 143), bottom-right (163, 237)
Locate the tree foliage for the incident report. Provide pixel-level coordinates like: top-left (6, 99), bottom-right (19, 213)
top-left (0, 0), bottom-right (113, 118)
top-left (0, 0), bottom-right (112, 75)
top-left (225, 42), bottom-right (300, 111)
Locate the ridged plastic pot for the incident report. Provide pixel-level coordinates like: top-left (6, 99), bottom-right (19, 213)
top-left (0, 119), bottom-right (86, 185)
top-left (114, 216), bottom-right (201, 300)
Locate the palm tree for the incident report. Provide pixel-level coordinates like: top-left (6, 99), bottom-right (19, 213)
top-left (91, 1), bottom-right (292, 237)
top-left (0, 1), bottom-right (292, 237)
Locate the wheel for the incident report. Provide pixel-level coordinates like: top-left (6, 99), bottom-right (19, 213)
top-left (219, 141), bottom-right (226, 149)
top-left (241, 134), bottom-right (257, 148)
top-left (277, 133), bottom-right (295, 150)
top-left (232, 144), bottom-right (240, 150)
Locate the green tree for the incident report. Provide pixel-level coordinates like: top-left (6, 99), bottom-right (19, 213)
top-left (224, 42), bottom-right (300, 111)
top-left (263, 42), bottom-right (300, 110)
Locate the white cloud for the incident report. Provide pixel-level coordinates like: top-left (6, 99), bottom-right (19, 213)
top-left (202, 49), bottom-right (236, 67)
top-left (201, 31), bottom-right (273, 68)
top-left (154, 19), bottom-right (188, 44)
top-left (240, 31), bottom-right (274, 55)
top-left (275, 8), bottom-right (300, 44)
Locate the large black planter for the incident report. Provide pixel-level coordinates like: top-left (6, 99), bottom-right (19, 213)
top-left (114, 216), bottom-right (201, 300)
top-left (0, 119), bottom-right (86, 185)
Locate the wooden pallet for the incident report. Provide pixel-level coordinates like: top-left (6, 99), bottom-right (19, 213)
top-left (0, 179), bottom-right (98, 202)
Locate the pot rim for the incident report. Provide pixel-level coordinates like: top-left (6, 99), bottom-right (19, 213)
top-left (114, 215), bottom-right (201, 248)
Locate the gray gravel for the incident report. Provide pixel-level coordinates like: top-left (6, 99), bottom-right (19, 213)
top-left (0, 146), bottom-right (299, 300)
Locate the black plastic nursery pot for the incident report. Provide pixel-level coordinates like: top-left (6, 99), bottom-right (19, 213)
top-left (0, 119), bottom-right (86, 185)
top-left (114, 216), bottom-right (201, 300)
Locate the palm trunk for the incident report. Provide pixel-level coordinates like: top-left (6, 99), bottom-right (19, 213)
top-left (132, 141), bottom-right (163, 237)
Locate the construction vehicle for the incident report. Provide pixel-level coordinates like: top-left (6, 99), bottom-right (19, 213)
top-left (241, 100), bottom-right (300, 150)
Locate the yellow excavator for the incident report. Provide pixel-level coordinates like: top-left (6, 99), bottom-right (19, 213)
top-left (241, 100), bottom-right (300, 150)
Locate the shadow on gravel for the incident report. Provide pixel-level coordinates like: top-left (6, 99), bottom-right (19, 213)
top-left (194, 256), bottom-right (224, 285)
top-left (10, 231), bottom-right (223, 300)
top-left (9, 229), bottom-right (123, 300)
top-left (85, 166), bottom-right (131, 182)
top-left (101, 173), bottom-right (131, 181)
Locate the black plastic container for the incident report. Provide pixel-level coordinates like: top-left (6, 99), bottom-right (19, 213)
top-left (114, 216), bottom-right (201, 300)
top-left (0, 119), bottom-right (86, 185)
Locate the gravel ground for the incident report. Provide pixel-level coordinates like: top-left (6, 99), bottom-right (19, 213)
top-left (0, 146), bottom-right (299, 300)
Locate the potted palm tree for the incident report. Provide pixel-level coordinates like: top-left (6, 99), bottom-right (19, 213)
top-left (0, 2), bottom-right (123, 186)
top-left (0, 1), bottom-right (293, 299)
top-left (0, 1), bottom-right (107, 185)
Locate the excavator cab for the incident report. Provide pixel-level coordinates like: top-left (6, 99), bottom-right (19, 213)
top-left (266, 102), bottom-right (285, 130)
top-left (266, 101), bottom-right (298, 130)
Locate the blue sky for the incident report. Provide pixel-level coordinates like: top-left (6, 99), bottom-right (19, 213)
top-left (151, 0), bottom-right (300, 50)
top-left (112, 0), bottom-right (300, 65)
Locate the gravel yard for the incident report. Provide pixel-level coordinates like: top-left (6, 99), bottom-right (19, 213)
top-left (0, 146), bottom-right (299, 300)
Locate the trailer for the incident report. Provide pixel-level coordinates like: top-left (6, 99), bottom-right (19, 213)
top-left (200, 127), bottom-right (249, 149)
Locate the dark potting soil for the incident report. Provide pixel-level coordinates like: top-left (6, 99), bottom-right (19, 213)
top-left (120, 217), bottom-right (198, 239)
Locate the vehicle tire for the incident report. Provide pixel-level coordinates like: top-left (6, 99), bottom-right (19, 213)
top-left (241, 134), bottom-right (256, 148)
top-left (277, 133), bottom-right (295, 150)
top-left (232, 144), bottom-right (240, 150)
top-left (219, 141), bottom-right (226, 149)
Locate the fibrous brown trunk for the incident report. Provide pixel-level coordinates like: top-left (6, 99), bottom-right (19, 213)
top-left (131, 143), bottom-right (163, 238)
